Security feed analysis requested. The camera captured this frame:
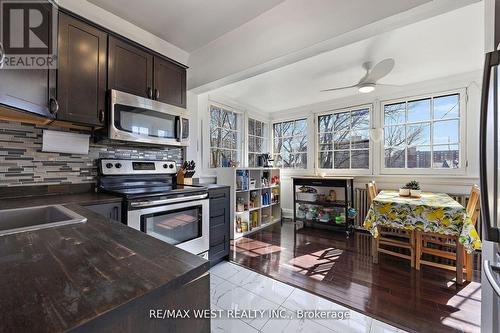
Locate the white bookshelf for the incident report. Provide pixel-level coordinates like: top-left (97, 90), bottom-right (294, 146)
top-left (216, 168), bottom-right (281, 239)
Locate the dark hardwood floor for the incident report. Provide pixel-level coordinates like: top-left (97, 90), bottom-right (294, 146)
top-left (230, 222), bottom-right (481, 333)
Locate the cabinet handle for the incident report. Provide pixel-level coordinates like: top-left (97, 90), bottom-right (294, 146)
top-left (147, 87), bottom-right (153, 99)
top-left (99, 109), bottom-right (105, 123)
top-left (155, 88), bottom-right (160, 100)
top-left (49, 98), bottom-right (59, 115)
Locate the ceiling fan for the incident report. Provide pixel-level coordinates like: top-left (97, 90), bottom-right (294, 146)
top-left (321, 58), bottom-right (395, 94)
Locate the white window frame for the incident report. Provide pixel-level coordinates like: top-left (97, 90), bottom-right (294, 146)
top-left (380, 89), bottom-right (467, 175)
top-left (246, 115), bottom-right (270, 167)
top-left (208, 101), bottom-right (244, 169)
top-left (315, 104), bottom-right (373, 176)
top-left (272, 117), bottom-right (310, 170)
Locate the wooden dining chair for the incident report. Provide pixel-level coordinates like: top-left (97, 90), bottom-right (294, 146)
top-left (415, 185), bottom-right (480, 283)
top-left (367, 182), bottom-right (415, 267)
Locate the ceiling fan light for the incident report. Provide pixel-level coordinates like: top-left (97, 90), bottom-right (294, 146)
top-left (358, 84), bottom-right (375, 93)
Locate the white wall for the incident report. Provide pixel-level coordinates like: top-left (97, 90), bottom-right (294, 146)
top-left (57, 0), bottom-right (189, 65)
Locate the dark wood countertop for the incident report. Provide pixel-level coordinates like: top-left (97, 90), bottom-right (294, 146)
top-left (0, 203), bottom-right (209, 333)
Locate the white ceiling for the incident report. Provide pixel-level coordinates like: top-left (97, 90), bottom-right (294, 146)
top-left (209, 3), bottom-right (484, 113)
top-left (87, 0), bottom-right (285, 52)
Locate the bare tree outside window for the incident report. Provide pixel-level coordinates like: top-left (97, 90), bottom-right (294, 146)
top-left (318, 108), bottom-right (370, 170)
top-left (210, 105), bottom-right (241, 168)
top-left (383, 94), bottom-right (460, 169)
top-left (273, 119), bottom-right (308, 168)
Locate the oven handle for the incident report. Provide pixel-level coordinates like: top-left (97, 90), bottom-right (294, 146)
top-left (130, 194), bottom-right (208, 208)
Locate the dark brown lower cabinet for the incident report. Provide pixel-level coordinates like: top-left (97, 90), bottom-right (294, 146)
top-left (69, 273), bottom-right (210, 333)
top-left (57, 13), bottom-right (107, 126)
top-left (84, 202), bottom-right (122, 223)
top-left (208, 186), bottom-right (231, 266)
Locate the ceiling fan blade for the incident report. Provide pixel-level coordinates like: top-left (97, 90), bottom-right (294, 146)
top-left (362, 58), bottom-right (395, 83)
top-left (320, 84), bottom-right (358, 92)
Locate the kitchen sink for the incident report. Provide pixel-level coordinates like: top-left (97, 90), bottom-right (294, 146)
top-left (0, 205), bottom-right (87, 236)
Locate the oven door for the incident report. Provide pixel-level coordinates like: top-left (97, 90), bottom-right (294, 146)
top-left (109, 89), bottom-right (189, 146)
top-left (127, 197), bottom-right (209, 255)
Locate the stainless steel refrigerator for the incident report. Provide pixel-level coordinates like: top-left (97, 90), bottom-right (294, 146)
top-left (480, 1), bottom-right (500, 332)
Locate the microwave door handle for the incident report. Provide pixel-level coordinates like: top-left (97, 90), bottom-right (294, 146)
top-left (176, 117), bottom-right (182, 142)
top-left (480, 51), bottom-right (498, 242)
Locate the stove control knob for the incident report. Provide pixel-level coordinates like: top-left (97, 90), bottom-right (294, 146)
top-left (115, 163), bottom-right (122, 169)
top-left (105, 163), bottom-right (113, 169)
top-left (169, 164), bottom-right (175, 169)
top-left (163, 164), bottom-right (168, 169)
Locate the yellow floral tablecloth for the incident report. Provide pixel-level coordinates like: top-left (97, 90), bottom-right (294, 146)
top-left (363, 190), bottom-right (481, 253)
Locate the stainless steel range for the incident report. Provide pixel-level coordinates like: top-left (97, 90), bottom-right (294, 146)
top-left (97, 159), bottom-right (209, 258)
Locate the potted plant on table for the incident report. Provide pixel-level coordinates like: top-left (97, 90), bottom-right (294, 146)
top-left (405, 180), bottom-right (421, 198)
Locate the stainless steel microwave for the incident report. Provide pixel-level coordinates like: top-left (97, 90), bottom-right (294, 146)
top-left (109, 89), bottom-right (189, 146)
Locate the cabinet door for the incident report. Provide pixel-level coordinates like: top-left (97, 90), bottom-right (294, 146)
top-left (0, 1), bottom-right (56, 118)
top-left (57, 13), bottom-right (107, 126)
top-left (153, 56), bottom-right (186, 108)
top-left (108, 36), bottom-right (153, 98)
top-left (84, 202), bottom-right (122, 223)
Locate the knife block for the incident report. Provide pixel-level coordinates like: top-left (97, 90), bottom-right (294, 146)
top-left (176, 169), bottom-right (193, 185)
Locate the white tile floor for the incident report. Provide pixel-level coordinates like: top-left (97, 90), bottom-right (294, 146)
top-left (210, 261), bottom-right (408, 333)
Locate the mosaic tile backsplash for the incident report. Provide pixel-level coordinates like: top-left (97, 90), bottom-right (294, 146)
top-left (0, 121), bottom-right (184, 187)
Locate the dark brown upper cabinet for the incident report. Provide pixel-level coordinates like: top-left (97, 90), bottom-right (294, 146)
top-left (57, 13), bottom-right (107, 126)
top-left (108, 36), bottom-right (153, 99)
top-left (0, 1), bottom-right (56, 119)
top-left (154, 56), bottom-right (186, 108)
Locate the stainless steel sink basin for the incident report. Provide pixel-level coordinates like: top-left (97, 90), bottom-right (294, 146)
top-left (0, 205), bottom-right (87, 236)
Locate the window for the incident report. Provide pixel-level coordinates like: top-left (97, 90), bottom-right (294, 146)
top-left (248, 118), bottom-right (268, 167)
top-left (210, 104), bottom-right (241, 168)
top-left (317, 107), bottom-right (370, 170)
top-left (273, 119), bottom-right (308, 168)
top-left (383, 93), bottom-right (461, 170)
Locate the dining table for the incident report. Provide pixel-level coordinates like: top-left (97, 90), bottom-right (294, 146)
top-left (363, 190), bottom-right (481, 280)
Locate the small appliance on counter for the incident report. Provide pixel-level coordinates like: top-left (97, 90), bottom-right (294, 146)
top-left (97, 158), bottom-right (209, 258)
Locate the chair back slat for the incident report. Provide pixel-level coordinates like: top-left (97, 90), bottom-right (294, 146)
top-left (371, 180), bottom-right (378, 194)
top-left (366, 182), bottom-right (377, 203)
top-left (466, 185), bottom-right (481, 227)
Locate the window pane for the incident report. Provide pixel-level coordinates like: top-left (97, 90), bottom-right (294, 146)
top-left (210, 128), bottom-right (221, 147)
top-left (249, 136), bottom-right (256, 152)
top-left (407, 99), bottom-right (431, 122)
top-left (255, 137), bottom-right (263, 152)
top-left (295, 153), bottom-right (308, 168)
top-left (319, 133), bottom-right (333, 150)
top-left (433, 144), bottom-right (460, 168)
top-left (407, 123), bottom-right (430, 145)
top-left (282, 121), bottom-right (294, 136)
top-left (248, 153), bottom-right (256, 167)
top-left (351, 130), bottom-right (369, 149)
top-left (292, 136), bottom-right (307, 152)
top-left (384, 103), bottom-right (405, 126)
top-left (334, 112), bottom-right (350, 131)
top-left (294, 119), bottom-right (307, 135)
top-left (274, 154), bottom-right (282, 168)
top-left (434, 94), bottom-right (459, 120)
top-left (255, 121), bottom-right (263, 137)
top-left (384, 126), bottom-right (405, 147)
top-left (319, 151), bottom-right (333, 169)
top-left (351, 109), bottom-right (370, 130)
top-left (248, 118), bottom-right (255, 135)
top-left (319, 115), bottom-right (333, 133)
top-left (433, 120), bottom-right (459, 144)
top-left (210, 107), bottom-right (220, 128)
top-left (334, 131), bottom-right (350, 150)
top-left (210, 148), bottom-right (222, 168)
top-left (334, 151), bottom-right (350, 169)
top-left (274, 137), bottom-right (282, 152)
top-left (407, 146), bottom-right (431, 168)
top-left (273, 123), bottom-right (282, 137)
top-left (351, 150), bottom-right (369, 169)
top-left (385, 148), bottom-right (405, 168)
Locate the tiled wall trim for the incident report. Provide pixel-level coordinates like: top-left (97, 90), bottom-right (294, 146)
top-left (0, 121), bottom-right (184, 187)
